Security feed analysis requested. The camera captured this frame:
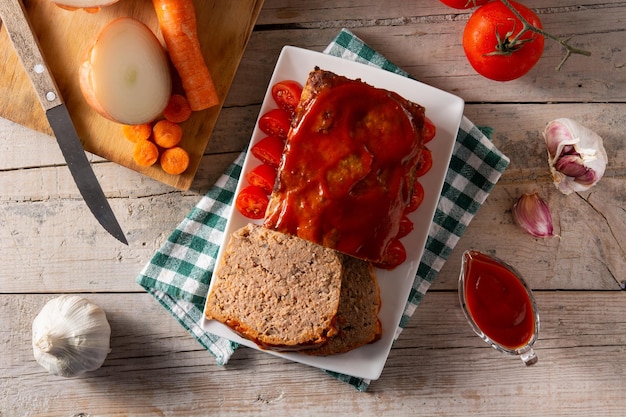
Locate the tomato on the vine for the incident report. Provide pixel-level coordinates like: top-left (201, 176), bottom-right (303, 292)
top-left (463, 1), bottom-right (544, 81)
top-left (439, 0), bottom-right (491, 9)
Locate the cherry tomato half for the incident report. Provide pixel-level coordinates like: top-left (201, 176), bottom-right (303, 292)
top-left (250, 136), bottom-right (285, 168)
top-left (424, 116), bottom-right (436, 144)
top-left (374, 239), bottom-right (407, 270)
top-left (397, 215), bottom-right (414, 239)
top-left (235, 185), bottom-right (269, 219)
top-left (405, 180), bottom-right (425, 214)
top-left (415, 148), bottom-right (433, 178)
top-left (258, 108), bottom-right (291, 141)
top-left (245, 163), bottom-right (277, 195)
top-left (439, 0), bottom-right (492, 9)
top-left (463, 1), bottom-right (544, 81)
top-left (271, 80), bottom-right (303, 116)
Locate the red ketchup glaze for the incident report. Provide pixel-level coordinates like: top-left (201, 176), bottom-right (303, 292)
top-left (462, 251), bottom-right (536, 350)
top-left (263, 80), bottom-right (423, 263)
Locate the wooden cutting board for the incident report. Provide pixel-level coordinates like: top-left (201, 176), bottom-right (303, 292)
top-left (0, 0), bottom-right (264, 190)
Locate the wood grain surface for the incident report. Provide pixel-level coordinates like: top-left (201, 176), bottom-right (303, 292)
top-left (0, 0), bottom-right (264, 190)
top-left (1, 1), bottom-right (625, 416)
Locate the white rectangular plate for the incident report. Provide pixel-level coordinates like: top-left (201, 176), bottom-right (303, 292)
top-left (202, 46), bottom-right (464, 381)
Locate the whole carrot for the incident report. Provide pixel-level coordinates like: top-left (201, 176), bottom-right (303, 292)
top-left (163, 94), bottom-right (192, 123)
top-left (152, 0), bottom-right (219, 111)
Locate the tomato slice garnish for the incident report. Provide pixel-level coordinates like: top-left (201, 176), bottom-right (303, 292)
top-left (271, 80), bottom-right (303, 116)
top-left (373, 239), bottom-right (407, 270)
top-left (424, 117), bottom-right (436, 143)
top-left (245, 163), bottom-right (277, 195)
top-left (235, 185), bottom-right (269, 219)
top-left (250, 136), bottom-right (285, 168)
top-left (405, 180), bottom-right (425, 213)
top-left (258, 108), bottom-right (291, 141)
top-left (415, 148), bottom-right (433, 177)
top-left (397, 215), bottom-right (414, 239)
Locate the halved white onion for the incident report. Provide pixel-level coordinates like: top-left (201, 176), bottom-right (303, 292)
top-left (51, 0), bottom-right (120, 9)
top-left (79, 17), bottom-right (171, 125)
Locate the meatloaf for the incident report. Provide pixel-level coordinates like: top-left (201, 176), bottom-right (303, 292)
top-left (263, 68), bottom-right (426, 264)
top-left (303, 255), bottom-right (382, 356)
top-left (204, 223), bottom-right (343, 351)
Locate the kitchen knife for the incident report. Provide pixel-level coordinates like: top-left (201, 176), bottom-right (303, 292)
top-left (0, 0), bottom-right (128, 245)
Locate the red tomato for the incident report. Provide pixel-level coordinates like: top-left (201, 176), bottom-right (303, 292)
top-left (271, 80), bottom-right (303, 116)
top-left (463, 1), bottom-right (545, 81)
top-left (245, 164), bottom-right (277, 195)
top-left (439, 0), bottom-right (491, 9)
top-left (250, 136), bottom-right (285, 168)
top-left (374, 239), bottom-right (407, 270)
top-left (397, 215), bottom-right (414, 239)
top-left (415, 148), bottom-right (433, 177)
top-left (235, 185), bottom-right (269, 219)
top-left (258, 108), bottom-right (291, 140)
top-left (424, 117), bottom-right (436, 144)
top-left (405, 180), bottom-right (425, 213)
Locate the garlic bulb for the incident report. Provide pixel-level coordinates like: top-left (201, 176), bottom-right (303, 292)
top-left (32, 295), bottom-right (111, 377)
top-left (512, 192), bottom-right (556, 238)
top-left (543, 118), bottom-right (608, 195)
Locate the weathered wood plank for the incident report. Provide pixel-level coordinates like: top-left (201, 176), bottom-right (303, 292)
top-left (2, 292), bottom-right (625, 416)
top-left (233, 3), bottom-right (626, 105)
top-left (2, 102), bottom-right (623, 293)
top-left (1, 1), bottom-right (625, 415)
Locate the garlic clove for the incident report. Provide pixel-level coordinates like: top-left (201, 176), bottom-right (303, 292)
top-left (512, 192), bottom-right (555, 238)
top-left (554, 154), bottom-right (590, 178)
top-left (32, 295), bottom-right (111, 377)
top-left (543, 118), bottom-right (608, 195)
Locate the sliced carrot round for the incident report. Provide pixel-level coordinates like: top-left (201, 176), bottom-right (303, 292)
top-left (122, 123), bottom-right (152, 143)
top-left (160, 146), bottom-right (190, 175)
top-left (153, 119), bottom-right (182, 148)
top-left (133, 140), bottom-right (159, 167)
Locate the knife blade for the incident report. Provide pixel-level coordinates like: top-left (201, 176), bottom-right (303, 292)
top-left (0, 0), bottom-right (127, 245)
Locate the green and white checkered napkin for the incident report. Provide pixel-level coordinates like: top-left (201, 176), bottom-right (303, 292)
top-left (136, 28), bottom-right (510, 391)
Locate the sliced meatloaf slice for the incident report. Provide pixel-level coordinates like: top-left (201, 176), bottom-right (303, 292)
top-left (303, 255), bottom-right (382, 356)
top-left (204, 223), bottom-right (343, 350)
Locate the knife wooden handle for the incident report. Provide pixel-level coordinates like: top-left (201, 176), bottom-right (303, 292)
top-left (0, 0), bottom-right (63, 111)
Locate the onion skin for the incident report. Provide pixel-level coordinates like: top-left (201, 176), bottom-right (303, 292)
top-left (79, 17), bottom-right (172, 125)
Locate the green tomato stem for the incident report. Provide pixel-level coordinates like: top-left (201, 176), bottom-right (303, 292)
top-left (499, 0), bottom-right (591, 71)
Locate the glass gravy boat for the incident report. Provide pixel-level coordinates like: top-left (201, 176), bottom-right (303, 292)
top-left (458, 249), bottom-right (540, 366)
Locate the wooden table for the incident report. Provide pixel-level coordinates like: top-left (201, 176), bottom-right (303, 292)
top-left (2, 1), bottom-right (625, 415)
